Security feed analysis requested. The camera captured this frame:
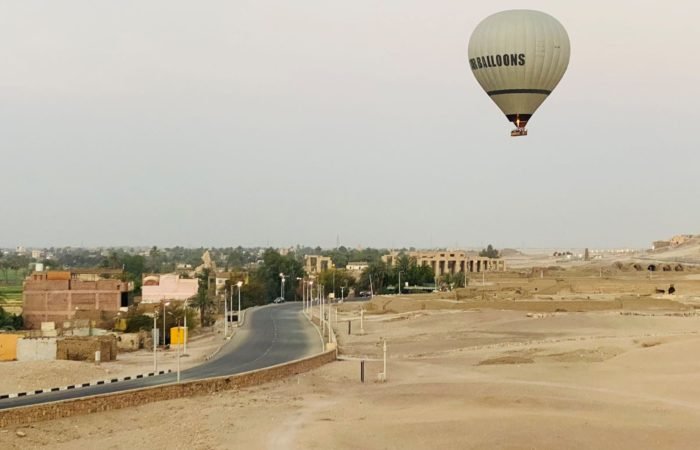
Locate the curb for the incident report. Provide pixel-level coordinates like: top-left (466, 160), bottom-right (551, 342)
top-left (0, 370), bottom-right (172, 400)
top-left (204, 308), bottom-right (249, 362)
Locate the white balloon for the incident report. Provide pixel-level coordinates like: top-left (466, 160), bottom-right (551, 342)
top-left (468, 10), bottom-right (570, 134)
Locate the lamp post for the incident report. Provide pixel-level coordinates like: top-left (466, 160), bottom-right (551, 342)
top-left (279, 273), bottom-right (286, 301)
top-left (236, 281), bottom-right (243, 326)
top-left (183, 298), bottom-right (188, 355)
top-left (297, 277), bottom-right (303, 305)
top-left (300, 278), bottom-right (304, 310)
top-left (162, 301), bottom-right (170, 347)
top-left (153, 311), bottom-right (158, 372)
top-left (224, 287), bottom-right (228, 338)
top-left (230, 286), bottom-right (234, 327)
top-left (398, 271), bottom-right (402, 295)
top-left (308, 280), bottom-right (314, 315)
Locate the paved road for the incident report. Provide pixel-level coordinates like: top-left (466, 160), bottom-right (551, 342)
top-left (0, 302), bottom-right (322, 410)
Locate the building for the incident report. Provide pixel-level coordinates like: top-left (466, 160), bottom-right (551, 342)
top-left (209, 271), bottom-right (248, 295)
top-left (382, 251), bottom-right (506, 278)
top-left (346, 261), bottom-right (369, 272)
top-left (346, 261), bottom-right (369, 278)
top-left (141, 274), bottom-right (198, 304)
top-left (22, 269), bottom-right (132, 330)
top-left (304, 255), bottom-right (333, 274)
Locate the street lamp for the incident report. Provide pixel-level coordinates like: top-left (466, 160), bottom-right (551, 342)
top-left (297, 277), bottom-right (303, 304)
top-left (279, 273), bottom-right (286, 301)
top-left (152, 310), bottom-right (158, 372)
top-left (308, 280), bottom-right (314, 314)
top-left (236, 281), bottom-right (243, 326)
top-left (183, 298), bottom-right (189, 355)
top-left (224, 287), bottom-right (228, 338)
top-left (168, 314), bottom-right (182, 383)
top-left (162, 301), bottom-right (170, 347)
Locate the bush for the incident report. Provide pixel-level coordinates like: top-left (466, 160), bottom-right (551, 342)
top-left (125, 314), bottom-right (154, 332)
top-left (0, 307), bottom-right (23, 331)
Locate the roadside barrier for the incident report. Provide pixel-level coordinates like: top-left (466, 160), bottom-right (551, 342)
top-left (0, 370), bottom-right (171, 400)
top-left (0, 348), bottom-right (336, 427)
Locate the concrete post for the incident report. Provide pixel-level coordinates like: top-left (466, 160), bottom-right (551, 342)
top-left (382, 340), bottom-right (387, 382)
top-left (95, 350), bottom-right (101, 366)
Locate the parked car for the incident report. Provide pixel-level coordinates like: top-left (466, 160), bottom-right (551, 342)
top-left (273, 297), bottom-right (285, 304)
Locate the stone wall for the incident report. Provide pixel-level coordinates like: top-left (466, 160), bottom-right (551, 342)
top-left (16, 338), bottom-right (57, 362)
top-left (0, 348), bottom-right (337, 427)
top-left (116, 333), bottom-right (141, 352)
top-left (56, 336), bottom-right (117, 362)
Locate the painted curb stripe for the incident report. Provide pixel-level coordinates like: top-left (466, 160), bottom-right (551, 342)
top-left (0, 370), bottom-right (172, 401)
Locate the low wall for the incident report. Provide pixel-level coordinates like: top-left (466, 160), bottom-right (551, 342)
top-left (16, 338), bottom-right (57, 362)
top-left (116, 333), bottom-right (141, 352)
top-left (0, 334), bottom-right (21, 361)
top-left (56, 336), bottom-right (117, 362)
top-left (0, 348), bottom-right (336, 427)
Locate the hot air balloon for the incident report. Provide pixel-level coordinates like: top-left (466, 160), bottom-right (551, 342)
top-left (468, 10), bottom-right (570, 136)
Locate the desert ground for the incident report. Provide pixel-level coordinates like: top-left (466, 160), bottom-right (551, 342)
top-left (3, 257), bottom-right (700, 449)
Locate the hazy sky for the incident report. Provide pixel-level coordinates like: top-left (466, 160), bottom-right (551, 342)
top-left (2, 1), bottom-right (699, 249)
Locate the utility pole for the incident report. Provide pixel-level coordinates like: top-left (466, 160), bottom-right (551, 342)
top-left (464, 255), bottom-right (468, 287)
top-left (237, 281), bottom-right (243, 326)
top-left (279, 273), bottom-right (286, 300)
top-left (153, 313), bottom-right (157, 372)
top-left (183, 298), bottom-right (188, 355)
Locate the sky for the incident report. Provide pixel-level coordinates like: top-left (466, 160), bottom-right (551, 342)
top-left (1, 1), bottom-right (699, 250)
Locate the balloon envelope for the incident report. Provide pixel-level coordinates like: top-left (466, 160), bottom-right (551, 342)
top-left (468, 10), bottom-right (570, 131)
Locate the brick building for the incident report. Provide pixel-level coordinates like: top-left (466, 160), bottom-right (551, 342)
top-left (22, 269), bottom-right (132, 330)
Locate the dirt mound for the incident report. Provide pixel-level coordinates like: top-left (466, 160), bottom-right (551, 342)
top-left (478, 356), bottom-right (534, 366)
top-left (542, 347), bottom-right (623, 363)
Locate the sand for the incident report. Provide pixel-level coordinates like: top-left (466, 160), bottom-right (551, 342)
top-left (3, 301), bottom-right (700, 449)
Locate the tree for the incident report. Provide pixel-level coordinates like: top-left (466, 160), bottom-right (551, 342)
top-left (192, 268), bottom-right (216, 326)
top-left (358, 261), bottom-right (390, 293)
top-left (0, 307), bottom-right (23, 331)
top-left (124, 314), bottom-right (154, 333)
top-left (479, 244), bottom-right (500, 258)
top-left (256, 249), bottom-right (304, 301)
top-left (318, 269), bottom-right (356, 299)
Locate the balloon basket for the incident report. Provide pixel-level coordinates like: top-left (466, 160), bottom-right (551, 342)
top-left (510, 128), bottom-right (528, 137)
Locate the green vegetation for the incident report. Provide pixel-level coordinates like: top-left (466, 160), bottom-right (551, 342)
top-left (0, 306), bottom-right (23, 331)
top-left (0, 285), bottom-right (22, 304)
top-left (124, 314), bottom-right (154, 333)
top-left (357, 254), bottom-right (435, 293)
top-left (192, 268), bottom-right (216, 326)
top-left (479, 244), bottom-right (500, 259)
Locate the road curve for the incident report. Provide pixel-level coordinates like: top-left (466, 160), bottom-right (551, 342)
top-left (0, 302), bottom-right (322, 410)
